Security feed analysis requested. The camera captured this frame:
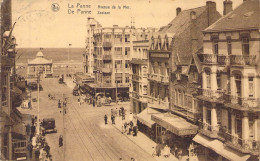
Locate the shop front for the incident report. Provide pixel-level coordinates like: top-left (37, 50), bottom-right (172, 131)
top-left (151, 113), bottom-right (198, 157)
top-left (192, 134), bottom-right (251, 161)
top-left (136, 107), bottom-right (160, 141)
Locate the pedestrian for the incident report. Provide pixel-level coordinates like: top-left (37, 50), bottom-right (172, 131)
top-left (63, 100), bottom-right (67, 108)
top-left (58, 100), bottom-right (61, 108)
top-left (26, 123), bottom-right (31, 136)
top-left (112, 115), bottom-right (115, 125)
top-left (133, 126), bottom-right (137, 136)
top-left (78, 98), bottom-right (81, 106)
top-left (59, 135), bottom-right (63, 147)
top-left (121, 123), bottom-right (124, 134)
top-left (104, 115), bottom-right (108, 125)
top-left (93, 98), bottom-right (95, 107)
top-left (122, 111), bottom-right (125, 120)
top-left (155, 143), bottom-right (161, 157)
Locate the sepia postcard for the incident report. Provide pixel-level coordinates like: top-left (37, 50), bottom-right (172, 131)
top-left (1, 0), bottom-right (260, 161)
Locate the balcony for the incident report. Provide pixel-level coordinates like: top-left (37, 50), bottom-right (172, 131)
top-left (198, 54), bottom-right (230, 65)
top-left (223, 94), bottom-right (260, 110)
top-left (103, 55), bottom-right (112, 60)
top-left (101, 68), bottom-right (112, 73)
top-left (198, 121), bottom-right (219, 139)
top-left (147, 96), bottom-right (169, 110)
top-left (103, 42), bottom-right (112, 48)
top-left (230, 55), bottom-right (257, 66)
top-left (224, 132), bottom-right (260, 155)
top-left (197, 88), bottom-right (225, 103)
top-left (132, 74), bottom-right (141, 81)
top-left (148, 74), bottom-right (169, 83)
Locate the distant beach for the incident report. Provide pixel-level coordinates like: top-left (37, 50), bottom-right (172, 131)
top-left (16, 48), bottom-right (85, 65)
top-left (16, 48), bottom-right (85, 77)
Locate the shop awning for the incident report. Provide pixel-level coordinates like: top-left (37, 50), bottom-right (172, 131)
top-left (136, 108), bottom-right (160, 128)
top-left (193, 134), bottom-right (250, 161)
top-left (151, 113), bottom-right (198, 136)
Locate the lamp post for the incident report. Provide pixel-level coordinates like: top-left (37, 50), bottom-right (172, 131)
top-left (36, 73), bottom-right (40, 135)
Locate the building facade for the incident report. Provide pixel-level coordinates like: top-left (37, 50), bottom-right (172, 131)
top-left (194, 0), bottom-right (260, 160)
top-left (146, 1), bottom-right (223, 158)
top-left (83, 17), bottom-right (101, 77)
top-left (129, 28), bottom-right (156, 114)
top-left (1, 0), bottom-right (27, 160)
top-left (85, 25), bottom-right (132, 101)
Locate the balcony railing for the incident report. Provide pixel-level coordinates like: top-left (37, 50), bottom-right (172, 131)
top-left (230, 55), bottom-right (257, 66)
top-left (197, 88), bottom-right (225, 102)
top-left (148, 74), bottom-right (169, 83)
top-left (224, 132), bottom-right (260, 154)
top-left (101, 68), bottom-right (112, 73)
top-left (132, 74), bottom-right (141, 81)
top-left (198, 54), bottom-right (229, 65)
top-left (223, 94), bottom-right (260, 109)
top-left (103, 54), bottom-right (112, 60)
top-left (147, 95), bottom-right (169, 110)
top-left (103, 42), bottom-right (112, 48)
top-left (198, 121), bottom-right (219, 138)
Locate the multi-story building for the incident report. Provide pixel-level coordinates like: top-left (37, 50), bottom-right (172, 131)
top-left (83, 17), bottom-right (101, 77)
top-left (143, 0), bottom-right (222, 157)
top-left (194, 0), bottom-right (260, 160)
top-left (129, 28), bottom-right (157, 114)
top-left (1, 0), bottom-right (27, 160)
top-left (85, 25), bottom-right (132, 101)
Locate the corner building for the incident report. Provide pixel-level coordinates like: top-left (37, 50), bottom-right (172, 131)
top-left (194, 0), bottom-right (260, 160)
top-left (85, 25), bottom-right (132, 101)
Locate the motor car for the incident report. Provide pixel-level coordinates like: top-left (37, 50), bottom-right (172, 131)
top-left (40, 118), bottom-right (57, 135)
top-left (27, 82), bottom-right (43, 91)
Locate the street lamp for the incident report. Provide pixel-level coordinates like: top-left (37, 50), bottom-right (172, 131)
top-left (36, 73), bottom-right (41, 135)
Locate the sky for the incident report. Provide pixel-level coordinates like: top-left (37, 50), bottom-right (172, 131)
top-left (12, 0), bottom-right (243, 48)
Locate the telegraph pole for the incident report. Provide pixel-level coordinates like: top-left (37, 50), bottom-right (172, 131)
top-left (63, 94), bottom-right (66, 161)
top-left (37, 74), bottom-right (40, 135)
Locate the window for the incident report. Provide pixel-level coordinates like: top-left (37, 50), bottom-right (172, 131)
top-left (104, 34), bottom-right (111, 42)
top-left (235, 74), bottom-right (241, 96)
top-left (125, 76), bottom-right (129, 83)
top-left (242, 37), bottom-right (249, 55)
top-left (115, 60), bottom-right (122, 68)
top-left (125, 47), bottom-right (130, 55)
top-left (248, 76), bottom-right (254, 97)
top-left (115, 73), bottom-right (122, 83)
top-left (217, 73), bottom-right (221, 90)
top-left (249, 115), bottom-right (255, 138)
top-left (213, 39), bottom-right (218, 55)
top-left (227, 38), bottom-right (232, 55)
top-left (115, 47), bottom-right (122, 55)
top-left (178, 90), bottom-right (183, 106)
top-left (115, 34), bottom-right (122, 43)
top-left (125, 34), bottom-right (130, 42)
top-left (125, 60), bottom-right (130, 68)
top-left (228, 112), bottom-right (231, 133)
top-left (217, 108), bottom-right (222, 125)
top-left (206, 70), bottom-right (211, 88)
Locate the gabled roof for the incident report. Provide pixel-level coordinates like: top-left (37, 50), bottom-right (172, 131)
top-left (205, 0), bottom-right (260, 32)
top-left (159, 6), bottom-right (207, 35)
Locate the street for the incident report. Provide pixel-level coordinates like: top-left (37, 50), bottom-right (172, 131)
top-left (22, 78), bottom-right (156, 161)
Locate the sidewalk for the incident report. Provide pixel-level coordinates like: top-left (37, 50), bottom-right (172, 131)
top-left (108, 110), bottom-right (188, 161)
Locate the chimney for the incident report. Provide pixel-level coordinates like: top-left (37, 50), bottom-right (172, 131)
top-left (206, 1), bottom-right (217, 26)
top-left (176, 7), bottom-right (181, 16)
top-left (223, 0), bottom-right (233, 15)
top-left (190, 11), bottom-right (198, 54)
top-left (1, 0), bottom-right (12, 32)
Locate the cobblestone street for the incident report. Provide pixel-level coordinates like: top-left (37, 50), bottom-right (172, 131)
top-left (19, 78), bottom-right (157, 161)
